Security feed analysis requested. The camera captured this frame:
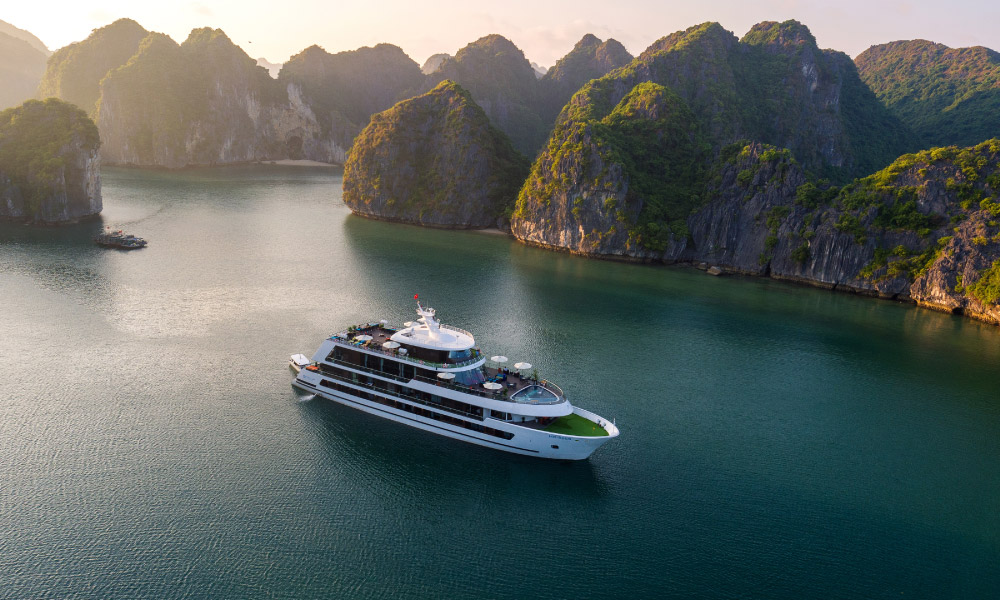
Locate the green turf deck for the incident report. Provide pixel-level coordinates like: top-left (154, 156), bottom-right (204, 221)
top-left (544, 413), bottom-right (609, 437)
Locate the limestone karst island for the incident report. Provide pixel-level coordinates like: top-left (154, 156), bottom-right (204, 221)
top-left (2, 4), bottom-right (1000, 599)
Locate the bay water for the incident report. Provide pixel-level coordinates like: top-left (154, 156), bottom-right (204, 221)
top-left (1, 166), bottom-right (998, 598)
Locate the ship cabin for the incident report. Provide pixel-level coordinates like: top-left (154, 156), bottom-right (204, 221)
top-left (314, 305), bottom-right (572, 430)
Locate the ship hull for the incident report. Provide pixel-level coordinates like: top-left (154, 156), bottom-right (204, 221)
top-left (293, 377), bottom-right (615, 460)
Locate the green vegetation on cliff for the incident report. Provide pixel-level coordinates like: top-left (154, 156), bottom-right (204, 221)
top-left (97, 27), bottom-right (287, 166)
top-left (518, 82), bottom-right (705, 249)
top-left (344, 80), bottom-right (528, 227)
top-left (0, 98), bottom-right (99, 217)
top-left (539, 35), bottom-right (632, 123)
top-left (515, 20), bottom-right (916, 256)
top-left (36, 19), bottom-right (149, 116)
top-left (425, 35), bottom-right (547, 155)
top-left (856, 40), bottom-right (1000, 148)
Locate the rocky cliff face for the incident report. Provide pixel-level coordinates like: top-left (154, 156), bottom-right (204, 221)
top-left (0, 99), bottom-right (101, 223)
top-left (343, 81), bottom-right (529, 228)
top-left (522, 137), bottom-right (1000, 324)
top-left (97, 29), bottom-right (337, 168)
top-left (512, 81), bottom-right (704, 256)
top-left (425, 35), bottom-right (547, 156)
top-left (40, 20), bottom-right (426, 167)
top-left (856, 40), bottom-right (1000, 148)
top-left (278, 43), bottom-right (425, 155)
top-left (513, 20), bottom-right (918, 259)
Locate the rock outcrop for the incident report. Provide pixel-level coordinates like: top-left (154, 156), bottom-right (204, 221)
top-left (37, 19), bottom-right (149, 117)
top-left (856, 40), bottom-right (1000, 148)
top-left (513, 20), bottom-right (918, 257)
top-left (278, 43), bottom-right (425, 157)
top-left (96, 29), bottom-right (336, 167)
top-left (0, 99), bottom-right (101, 223)
top-left (343, 81), bottom-right (529, 228)
top-left (38, 20), bottom-right (427, 167)
top-left (539, 34), bottom-right (633, 123)
top-left (528, 136), bottom-right (1000, 324)
top-left (425, 35), bottom-right (547, 156)
top-left (512, 81), bottom-right (705, 256)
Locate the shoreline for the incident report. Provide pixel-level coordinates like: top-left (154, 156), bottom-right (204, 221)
top-left (260, 159), bottom-right (338, 167)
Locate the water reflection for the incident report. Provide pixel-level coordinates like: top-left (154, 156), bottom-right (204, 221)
top-left (296, 392), bottom-right (610, 499)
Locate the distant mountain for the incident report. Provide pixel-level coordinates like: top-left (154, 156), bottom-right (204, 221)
top-left (278, 43), bottom-right (425, 152)
top-left (513, 20), bottom-right (917, 256)
top-left (0, 31), bottom-right (47, 109)
top-left (856, 40), bottom-right (1000, 147)
top-left (0, 19), bottom-right (49, 56)
top-left (97, 28), bottom-right (336, 167)
top-left (539, 34), bottom-right (632, 123)
top-left (37, 18), bottom-right (149, 117)
top-left (530, 61), bottom-right (547, 78)
top-left (256, 57), bottom-right (282, 78)
top-left (425, 34), bottom-right (546, 155)
top-left (344, 80), bottom-right (529, 228)
top-left (0, 98), bottom-right (101, 223)
top-left (421, 53), bottom-right (450, 74)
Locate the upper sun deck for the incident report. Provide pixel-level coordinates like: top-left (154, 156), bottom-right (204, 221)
top-left (390, 322), bottom-right (474, 351)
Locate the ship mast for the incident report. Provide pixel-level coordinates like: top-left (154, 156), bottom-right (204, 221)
top-left (416, 299), bottom-right (440, 340)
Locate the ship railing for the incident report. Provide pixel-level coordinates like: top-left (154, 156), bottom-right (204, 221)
top-left (326, 356), bottom-right (554, 403)
top-left (439, 323), bottom-right (474, 339)
top-left (330, 337), bottom-right (484, 370)
top-left (540, 380), bottom-right (564, 399)
top-left (317, 365), bottom-right (485, 421)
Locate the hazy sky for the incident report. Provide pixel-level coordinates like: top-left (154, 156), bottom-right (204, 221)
top-left (7, 0), bottom-right (1000, 67)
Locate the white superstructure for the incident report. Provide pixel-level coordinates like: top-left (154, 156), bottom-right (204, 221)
top-left (292, 301), bottom-right (619, 460)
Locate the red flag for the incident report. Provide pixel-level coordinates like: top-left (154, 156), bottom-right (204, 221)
top-left (414, 294), bottom-right (418, 300)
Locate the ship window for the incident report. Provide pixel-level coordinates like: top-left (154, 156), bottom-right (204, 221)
top-left (402, 365), bottom-right (415, 380)
top-left (339, 348), bottom-right (363, 367)
top-left (446, 349), bottom-right (472, 363)
top-left (551, 445), bottom-right (559, 449)
top-left (453, 368), bottom-right (485, 387)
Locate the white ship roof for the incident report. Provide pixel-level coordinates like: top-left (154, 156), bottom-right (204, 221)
top-left (389, 302), bottom-right (475, 351)
top-left (390, 322), bottom-right (474, 351)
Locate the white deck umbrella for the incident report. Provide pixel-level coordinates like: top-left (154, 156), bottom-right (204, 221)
top-left (437, 372), bottom-right (455, 380)
top-left (382, 341), bottom-right (400, 349)
top-left (483, 382), bottom-right (503, 391)
top-left (490, 355), bottom-right (508, 364)
top-left (513, 362), bottom-right (532, 371)
top-left (355, 335), bottom-right (373, 342)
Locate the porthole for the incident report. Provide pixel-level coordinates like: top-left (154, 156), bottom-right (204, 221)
top-left (551, 445), bottom-right (559, 449)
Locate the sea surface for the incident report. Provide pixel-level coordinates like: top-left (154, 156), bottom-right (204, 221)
top-left (1, 165), bottom-right (998, 599)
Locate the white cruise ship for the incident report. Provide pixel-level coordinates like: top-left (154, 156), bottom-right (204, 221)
top-left (292, 301), bottom-right (619, 460)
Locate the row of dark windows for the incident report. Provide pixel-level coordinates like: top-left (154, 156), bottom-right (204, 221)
top-left (319, 364), bottom-right (485, 420)
top-left (318, 378), bottom-right (514, 441)
top-left (329, 345), bottom-right (487, 392)
top-left (331, 347), bottom-right (423, 381)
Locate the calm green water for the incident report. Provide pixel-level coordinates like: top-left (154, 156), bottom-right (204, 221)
top-left (1, 165), bottom-right (998, 599)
